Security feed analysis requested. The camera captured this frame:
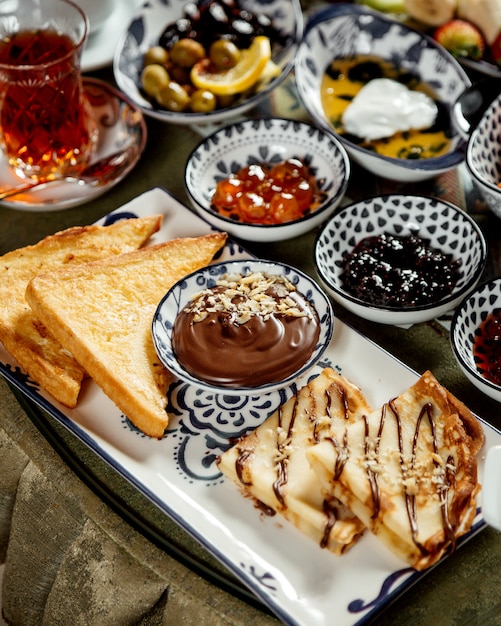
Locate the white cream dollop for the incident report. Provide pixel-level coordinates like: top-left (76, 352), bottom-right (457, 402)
top-left (342, 78), bottom-right (438, 142)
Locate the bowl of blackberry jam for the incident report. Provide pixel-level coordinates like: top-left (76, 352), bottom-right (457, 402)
top-left (152, 259), bottom-right (334, 395)
top-left (314, 195), bottom-right (487, 326)
top-left (451, 277), bottom-right (501, 403)
top-left (113, 0), bottom-right (303, 125)
top-left (294, 3), bottom-right (470, 183)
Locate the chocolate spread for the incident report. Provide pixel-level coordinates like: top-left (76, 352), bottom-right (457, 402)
top-left (172, 272), bottom-right (320, 387)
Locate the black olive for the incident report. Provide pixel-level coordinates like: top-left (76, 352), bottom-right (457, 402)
top-left (207, 2), bottom-right (229, 25)
top-left (423, 100), bottom-right (451, 135)
top-left (347, 61), bottom-right (383, 83)
top-left (232, 18), bottom-right (253, 35)
top-left (159, 19), bottom-right (195, 49)
top-left (325, 63), bottom-right (342, 81)
top-left (183, 3), bottom-right (200, 20)
top-left (158, 25), bottom-right (182, 49)
top-left (256, 14), bottom-right (272, 30)
top-left (231, 19), bottom-right (254, 47)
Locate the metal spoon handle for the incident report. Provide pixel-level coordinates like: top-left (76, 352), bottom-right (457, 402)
top-left (0, 180), bottom-right (56, 201)
top-left (0, 148), bottom-right (137, 201)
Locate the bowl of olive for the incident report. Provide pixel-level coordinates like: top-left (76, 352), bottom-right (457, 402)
top-left (113, 0), bottom-right (303, 125)
top-left (294, 3), bottom-right (471, 182)
top-left (314, 194), bottom-right (487, 326)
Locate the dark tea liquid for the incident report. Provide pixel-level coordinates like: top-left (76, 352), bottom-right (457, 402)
top-left (0, 28), bottom-right (97, 180)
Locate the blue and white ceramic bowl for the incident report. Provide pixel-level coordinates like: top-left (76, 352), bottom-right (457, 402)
top-left (451, 277), bottom-right (501, 403)
top-left (294, 3), bottom-right (471, 183)
top-left (184, 117), bottom-right (350, 242)
top-left (152, 259), bottom-right (334, 395)
top-left (113, 0), bottom-right (303, 125)
top-left (314, 195), bottom-right (487, 326)
top-left (466, 92), bottom-right (501, 221)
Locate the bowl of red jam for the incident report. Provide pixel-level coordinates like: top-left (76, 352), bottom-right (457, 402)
top-left (151, 259), bottom-right (334, 395)
top-left (451, 277), bottom-right (501, 403)
top-left (184, 117), bottom-right (350, 242)
top-left (314, 194), bottom-right (487, 326)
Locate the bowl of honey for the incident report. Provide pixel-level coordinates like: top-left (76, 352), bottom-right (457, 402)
top-left (184, 117), bottom-right (350, 242)
top-left (314, 194), bottom-right (487, 326)
top-left (294, 3), bottom-right (471, 183)
top-left (451, 277), bottom-right (501, 403)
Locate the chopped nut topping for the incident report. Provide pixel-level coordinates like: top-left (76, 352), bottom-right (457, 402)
top-left (185, 271), bottom-right (315, 323)
top-left (274, 425), bottom-right (293, 466)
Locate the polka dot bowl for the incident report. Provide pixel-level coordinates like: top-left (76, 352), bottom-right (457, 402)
top-left (294, 3), bottom-right (471, 183)
top-left (152, 258), bottom-right (334, 396)
top-left (466, 92), bottom-right (501, 221)
top-left (314, 194), bottom-right (487, 326)
top-left (451, 277), bottom-right (501, 403)
top-left (184, 117), bottom-right (350, 242)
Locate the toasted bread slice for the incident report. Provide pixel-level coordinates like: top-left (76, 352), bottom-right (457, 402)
top-left (26, 233), bottom-right (227, 439)
top-left (307, 371), bottom-right (483, 570)
top-left (217, 368), bottom-right (369, 554)
top-left (0, 216), bottom-right (162, 407)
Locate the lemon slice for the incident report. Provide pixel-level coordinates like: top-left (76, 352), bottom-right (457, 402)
top-left (190, 36), bottom-right (272, 96)
top-left (359, 0), bottom-right (406, 12)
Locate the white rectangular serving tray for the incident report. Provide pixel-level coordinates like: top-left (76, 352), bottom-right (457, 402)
top-left (1, 188), bottom-right (498, 626)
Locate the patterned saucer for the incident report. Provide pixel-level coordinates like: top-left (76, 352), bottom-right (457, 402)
top-left (0, 78), bottom-right (146, 211)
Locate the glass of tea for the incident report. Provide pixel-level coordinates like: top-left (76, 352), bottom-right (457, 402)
top-left (0, 0), bottom-right (98, 182)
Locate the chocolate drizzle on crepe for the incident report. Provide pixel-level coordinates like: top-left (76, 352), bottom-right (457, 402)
top-left (218, 369), bottom-right (482, 570)
top-left (308, 370), bottom-right (482, 570)
top-left (219, 369), bottom-right (368, 555)
top-left (337, 397), bottom-right (459, 557)
top-left (271, 382), bottom-right (350, 517)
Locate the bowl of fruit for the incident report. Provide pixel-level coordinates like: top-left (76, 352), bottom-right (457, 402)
top-left (113, 0), bottom-right (303, 125)
top-left (399, 0), bottom-right (501, 75)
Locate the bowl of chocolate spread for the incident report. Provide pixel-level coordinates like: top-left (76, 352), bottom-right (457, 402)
top-left (152, 258), bottom-right (334, 395)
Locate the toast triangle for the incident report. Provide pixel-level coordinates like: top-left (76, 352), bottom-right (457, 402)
top-left (26, 232), bottom-right (227, 438)
top-left (0, 215), bottom-right (162, 407)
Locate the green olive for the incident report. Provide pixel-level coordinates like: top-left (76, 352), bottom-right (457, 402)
top-left (157, 81), bottom-right (191, 112)
top-left (169, 38), bottom-right (206, 69)
top-left (168, 63), bottom-right (191, 85)
top-left (217, 93), bottom-right (236, 109)
top-left (143, 45), bottom-right (169, 66)
top-left (189, 89), bottom-right (217, 113)
top-left (141, 63), bottom-right (170, 98)
top-left (209, 39), bottom-right (241, 70)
